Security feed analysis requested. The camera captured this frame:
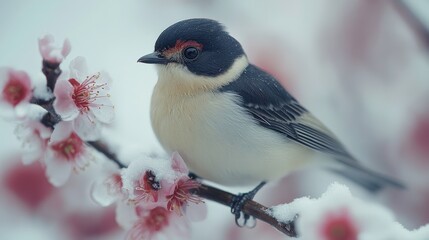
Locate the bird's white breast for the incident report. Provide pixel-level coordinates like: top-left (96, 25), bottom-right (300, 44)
top-left (150, 58), bottom-right (316, 186)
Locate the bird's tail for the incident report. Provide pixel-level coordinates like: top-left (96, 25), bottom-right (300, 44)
top-left (329, 162), bottom-right (405, 193)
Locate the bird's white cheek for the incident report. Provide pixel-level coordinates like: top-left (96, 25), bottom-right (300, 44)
top-left (155, 55), bottom-right (249, 94)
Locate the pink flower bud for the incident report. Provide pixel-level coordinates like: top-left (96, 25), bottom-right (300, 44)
top-left (38, 34), bottom-right (71, 63)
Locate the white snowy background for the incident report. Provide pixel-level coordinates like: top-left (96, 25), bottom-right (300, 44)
top-left (1, 0), bottom-right (429, 239)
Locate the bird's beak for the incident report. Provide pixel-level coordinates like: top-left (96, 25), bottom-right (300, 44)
top-left (137, 52), bottom-right (169, 64)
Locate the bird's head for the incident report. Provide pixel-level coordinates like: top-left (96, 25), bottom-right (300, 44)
top-left (138, 18), bottom-right (249, 92)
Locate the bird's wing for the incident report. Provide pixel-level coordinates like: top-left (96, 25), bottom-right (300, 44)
top-left (219, 64), bottom-right (354, 160)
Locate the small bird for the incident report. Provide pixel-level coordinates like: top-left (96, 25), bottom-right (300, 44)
top-left (138, 18), bottom-right (402, 221)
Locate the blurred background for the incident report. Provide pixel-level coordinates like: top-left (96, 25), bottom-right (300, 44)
top-left (1, 0), bottom-right (429, 239)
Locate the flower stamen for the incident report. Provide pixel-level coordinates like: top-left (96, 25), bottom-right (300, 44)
top-left (51, 132), bottom-right (84, 161)
top-left (69, 72), bottom-right (113, 114)
top-left (167, 177), bottom-right (202, 214)
top-left (134, 170), bottom-right (161, 202)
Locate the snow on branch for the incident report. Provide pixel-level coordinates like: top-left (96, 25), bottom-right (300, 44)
top-left (270, 183), bottom-right (429, 239)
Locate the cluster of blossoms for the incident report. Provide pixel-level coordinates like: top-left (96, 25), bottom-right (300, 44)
top-left (270, 183), bottom-right (429, 240)
top-left (91, 152), bottom-right (205, 240)
top-left (2, 34), bottom-right (205, 240)
top-left (1, 35), bottom-right (114, 186)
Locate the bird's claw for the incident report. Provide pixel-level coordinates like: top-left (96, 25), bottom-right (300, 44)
top-left (231, 193), bottom-right (257, 228)
top-left (234, 212), bottom-right (256, 228)
top-left (188, 172), bottom-right (200, 180)
top-left (230, 181), bottom-right (266, 228)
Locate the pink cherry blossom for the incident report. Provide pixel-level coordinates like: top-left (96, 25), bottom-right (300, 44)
top-left (134, 170), bottom-right (163, 203)
top-left (122, 152), bottom-right (192, 206)
top-left (0, 67), bottom-right (32, 117)
top-left (91, 171), bottom-right (125, 207)
top-left (45, 121), bottom-right (94, 186)
top-left (15, 116), bottom-right (52, 165)
top-left (166, 176), bottom-right (202, 215)
top-left (122, 156), bottom-right (173, 206)
top-left (53, 57), bottom-right (114, 140)
top-left (166, 152), bottom-right (205, 217)
top-left (126, 206), bottom-right (189, 240)
top-left (38, 34), bottom-right (71, 63)
top-left (121, 152), bottom-right (206, 225)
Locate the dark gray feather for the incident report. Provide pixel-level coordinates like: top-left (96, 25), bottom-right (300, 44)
top-left (219, 64), bottom-right (352, 159)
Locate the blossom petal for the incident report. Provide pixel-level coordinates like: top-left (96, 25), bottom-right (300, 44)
top-left (0, 102), bottom-right (14, 118)
top-left (90, 177), bottom-right (118, 207)
top-left (53, 79), bottom-right (79, 120)
top-left (44, 150), bottom-right (72, 187)
top-left (99, 71), bottom-right (112, 89)
top-left (116, 202), bottom-right (139, 229)
top-left (21, 148), bottom-right (42, 165)
top-left (50, 121), bottom-right (74, 143)
top-left (171, 152), bottom-right (189, 175)
top-left (90, 97), bottom-right (114, 123)
top-left (69, 56), bottom-right (89, 80)
top-left (14, 102), bottom-right (31, 118)
top-left (38, 123), bottom-right (52, 139)
top-left (185, 202), bottom-right (207, 222)
top-left (20, 133), bottom-right (46, 164)
top-left (74, 113), bottom-right (102, 141)
top-left (61, 38), bottom-right (71, 58)
top-left (38, 35), bottom-right (54, 61)
top-left (38, 35), bottom-right (71, 63)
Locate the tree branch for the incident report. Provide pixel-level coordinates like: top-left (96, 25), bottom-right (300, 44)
top-left (87, 140), bottom-right (127, 169)
top-left (196, 183), bottom-right (297, 237)
top-left (42, 60), bottom-right (62, 93)
top-left (32, 60), bottom-right (62, 128)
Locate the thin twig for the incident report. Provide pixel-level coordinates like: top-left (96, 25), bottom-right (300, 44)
top-left (87, 140), bottom-right (127, 169)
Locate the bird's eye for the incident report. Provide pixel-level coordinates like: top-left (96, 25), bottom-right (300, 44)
top-left (183, 47), bottom-right (199, 60)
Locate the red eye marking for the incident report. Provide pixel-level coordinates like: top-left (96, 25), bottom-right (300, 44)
top-left (163, 40), bottom-right (203, 57)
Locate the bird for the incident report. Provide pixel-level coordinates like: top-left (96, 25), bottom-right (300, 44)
top-left (138, 18), bottom-right (403, 224)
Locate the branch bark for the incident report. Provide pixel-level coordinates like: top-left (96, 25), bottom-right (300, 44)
top-left (42, 60), bottom-right (61, 93)
top-left (87, 140), bottom-right (127, 169)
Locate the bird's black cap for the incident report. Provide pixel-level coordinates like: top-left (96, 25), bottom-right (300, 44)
top-left (154, 18), bottom-right (226, 52)
top-left (141, 18), bottom-right (245, 77)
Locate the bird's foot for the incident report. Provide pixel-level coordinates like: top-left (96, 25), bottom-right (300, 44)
top-left (231, 181), bottom-right (266, 228)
